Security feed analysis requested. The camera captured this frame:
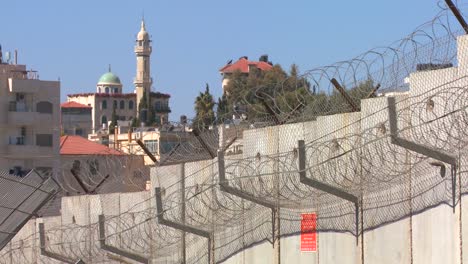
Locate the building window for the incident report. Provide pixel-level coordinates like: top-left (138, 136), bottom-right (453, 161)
top-left (160, 141), bottom-right (178, 154)
top-left (120, 100), bottom-right (125, 109)
top-left (129, 100), bottom-right (134, 109)
top-left (36, 101), bottom-right (53, 114)
top-left (102, 100), bottom-right (107, 109)
top-left (75, 128), bottom-right (83, 136)
top-left (133, 170), bottom-right (143, 178)
top-left (101, 115), bottom-right (107, 124)
top-left (155, 101), bottom-right (162, 110)
top-left (113, 100), bottom-right (117, 109)
top-left (36, 134), bottom-right (53, 147)
top-left (154, 115), bottom-right (161, 125)
top-left (144, 140), bottom-right (158, 153)
top-left (105, 87), bottom-right (110, 93)
top-left (114, 87), bottom-right (119, 93)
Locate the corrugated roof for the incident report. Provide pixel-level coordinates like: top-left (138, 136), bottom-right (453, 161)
top-left (60, 135), bottom-right (124, 155)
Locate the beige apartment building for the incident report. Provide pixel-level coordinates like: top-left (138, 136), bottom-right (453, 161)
top-left (0, 58), bottom-right (60, 175)
top-left (67, 20), bottom-right (170, 134)
top-left (109, 127), bottom-right (188, 165)
top-left (61, 101), bottom-right (92, 137)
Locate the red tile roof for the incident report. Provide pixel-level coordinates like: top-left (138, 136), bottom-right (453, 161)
top-left (61, 101), bottom-right (92, 109)
top-left (60, 135), bottom-right (124, 155)
top-left (219, 57), bottom-right (273, 73)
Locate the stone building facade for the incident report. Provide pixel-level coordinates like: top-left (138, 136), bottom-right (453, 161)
top-left (0, 58), bottom-right (60, 175)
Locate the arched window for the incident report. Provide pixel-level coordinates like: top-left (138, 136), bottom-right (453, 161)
top-left (101, 115), bottom-right (107, 124)
top-left (36, 101), bottom-right (53, 114)
top-left (101, 100), bottom-right (107, 109)
top-left (120, 100), bottom-right (125, 109)
top-left (105, 87), bottom-right (110, 93)
top-left (129, 100), bottom-right (134, 109)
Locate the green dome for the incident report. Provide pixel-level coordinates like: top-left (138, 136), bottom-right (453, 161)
top-left (98, 72), bottom-right (121, 85)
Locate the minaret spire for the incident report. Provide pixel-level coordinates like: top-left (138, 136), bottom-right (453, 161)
top-left (134, 18), bottom-right (152, 115)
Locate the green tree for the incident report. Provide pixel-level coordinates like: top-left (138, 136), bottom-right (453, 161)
top-left (216, 93), bottom-right (229, 123)
top-left (137, 92), bottom-right (148, 125)
top-left (131, 117), bottom-right (138, 128)
top-left (148, 102), bottom-right (156, 126)
top-left (327, 79), bottom-right (374, 114)
top-left (194, 83), bottom-right (216, 129)
top-left (109, 104), bottom-right (117, 134)
top-left (223, 63), bottom-right (310, 121)
top-left (222, 60), bottom-right (375, 122)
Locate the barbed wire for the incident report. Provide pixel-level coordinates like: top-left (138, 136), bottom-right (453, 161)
top-left (2, 2), bottom-right (468, 263)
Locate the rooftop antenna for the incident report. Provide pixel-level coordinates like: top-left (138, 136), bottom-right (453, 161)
top-left (5, 52), bottom-right (11, 64)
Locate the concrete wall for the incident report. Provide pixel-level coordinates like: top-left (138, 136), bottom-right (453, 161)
top-left (5, 35), bottom-right (468, 263)
top-left (2, 104), bottom-right (467, 264)
top-left (1, 130), bottom-right (466, 264)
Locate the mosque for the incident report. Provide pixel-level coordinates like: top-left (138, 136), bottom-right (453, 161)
top-left (66, 20), bottom-right (170, 134)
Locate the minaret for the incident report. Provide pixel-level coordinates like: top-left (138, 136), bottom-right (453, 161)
top-left (134, 19), bottom-right (152, 113)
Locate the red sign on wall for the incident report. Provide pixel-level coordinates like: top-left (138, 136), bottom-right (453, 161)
top-left (301, 213), bottom-right (317, 252)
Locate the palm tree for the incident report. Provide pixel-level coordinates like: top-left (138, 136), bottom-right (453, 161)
top-left (194, 83), bottom-right (215, 130)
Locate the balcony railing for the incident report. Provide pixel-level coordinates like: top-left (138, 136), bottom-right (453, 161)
top-left (8, 101), bottom-right (30, 112)
top-left (9, 136), bottom-right (25, 145)
top-left (155, 106), bottom-right (171, 113)
top-left (133, 77), bottom-right (153, 84)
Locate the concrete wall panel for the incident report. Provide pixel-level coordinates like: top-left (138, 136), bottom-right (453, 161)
top-left (280, 235), bottom-right (318, 264)
top-left (364, 219), bottom-right (411, 264)
top-left (318, 232), bottom-right (358, 264)
top-left (412, 204), bottom-right (460, 264)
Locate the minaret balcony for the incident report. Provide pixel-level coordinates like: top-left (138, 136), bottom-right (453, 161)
top-left (134, 46), bottom-right (152, 54)
top-left (133, 77), bottom-right (153, 85)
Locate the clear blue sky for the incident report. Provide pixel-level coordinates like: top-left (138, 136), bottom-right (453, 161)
top-left (0, 0), bottom-right (450, 119)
